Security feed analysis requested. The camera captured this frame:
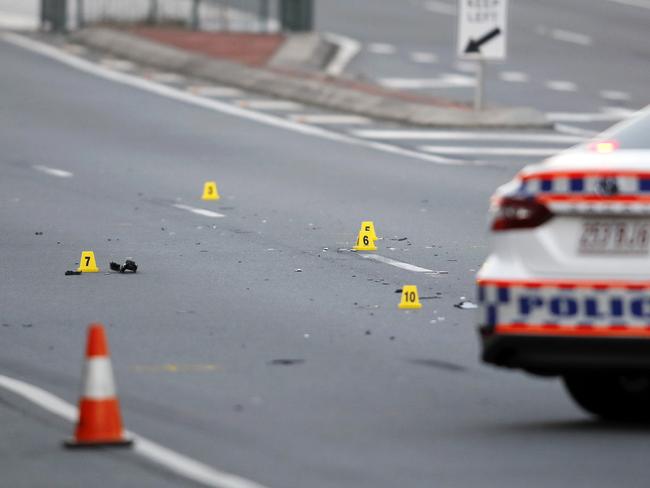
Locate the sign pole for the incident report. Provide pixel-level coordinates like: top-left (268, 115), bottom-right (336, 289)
top-left (474, 58), bottom-right (485, 112)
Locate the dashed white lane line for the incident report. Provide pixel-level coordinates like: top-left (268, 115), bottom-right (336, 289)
top-left (410, 52), bottom-right (439, 64)
top-left (454, 61), bottom-right (477, 73)
top-left (359, 253), bottom-right (447, 275)
top-left (499, 71), bottom-right (529, 83)
top-left (367, 43), bottom-right (396, 55)
top-left (554, 123), bottom-right (599, 138)
top-left (379, 74), bottom-right (475, 89)
top-left (546, 108), bottom-right (635, 122)
top-left (289, 114), bottom-right (372, 125)
top-left (550, 29), bottom-right (592, 46)
top-left (424, 0), bottom-right (457, 15)
top-left (173, 204), bottom-right (225, 218)
top-left (600, 89), bottom-right (631, 101)
top-left (236, 100), bottom-right (303, 111)
top-left (100, 58), bottom-right (136, 72)
top-left (607, 0), bottom-right (650, 9)
top-left (188, 86), bottom-right (244, 98)
top-left (351, 130), bottom-right (584, 143)
top-left (33, 165), bottom-right (74, 178)
top-left (419, 146), bottom-right (566, 157)
top-left (3, 33), bottom-right (465, 167)
top-left (0, 374), bottom-right (268, 488)
top-left (545, 80), bottom-right (578, 92)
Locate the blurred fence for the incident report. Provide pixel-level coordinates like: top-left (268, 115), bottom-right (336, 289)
top-left (41, 0), bottom-right (313, 33)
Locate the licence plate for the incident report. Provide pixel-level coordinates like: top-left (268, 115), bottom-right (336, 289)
top-left (579, 220), bottom-right (650, 254)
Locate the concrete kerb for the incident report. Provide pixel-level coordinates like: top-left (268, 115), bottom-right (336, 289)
top-left (71, 28), bottom-right (551, 129)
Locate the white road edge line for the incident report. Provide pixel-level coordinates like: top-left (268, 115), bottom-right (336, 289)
top-left (0, 374), bottom-right (268, 488)
top-left (351, 130), bottom-right (584, 143)
top-left (1, 33), bottom-right (465, 168)
top-left (173, 204), bottom-right (225, 218)
top-left (549, 29), bottom-right (592, 46)
top-left (607, 0), bottom-right (650, 9)
top-left (33, 165), bottom-right (74, 178)
top-left (358, 253), bottom-right (447, 275)
top-left (323, 32), bottom-right (361, 77)
top-left (419, 146), bottom-right (567, 156)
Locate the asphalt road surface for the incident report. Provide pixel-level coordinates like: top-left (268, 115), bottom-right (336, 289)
top-left (1, 5), bottom-right (650, 488)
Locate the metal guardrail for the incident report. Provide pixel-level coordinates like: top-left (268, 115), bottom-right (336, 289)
top-left (41, 0), bottom-right (313, 33)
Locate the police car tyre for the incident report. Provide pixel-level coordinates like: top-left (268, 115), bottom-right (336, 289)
top-left (563, 372), bottom-right (650, 421)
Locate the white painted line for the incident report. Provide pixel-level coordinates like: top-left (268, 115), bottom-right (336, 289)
top-left (323, 32), bottom-right (361, 76)
top-left (33, 165), bottom-right (73, 178)
top-left (367, 43), bottom-right (396, 55)
top-left (289, 114), bottom-right (371, 125)
top-left (554, 123), bottom-right (598, 137)
top-left (607, 0), bottom-right (650, 9)
top-left (424, 0), bottom-right (457, 15)
top-left (499, 71), bottom-right (529, 83)
top-left (545, 80), bottom-right (578, 92)
top-left (550, 29), bottom-right (592, 46)
top-left (359, 253), bottom-right (435, 273)
top-left (600, 89), bottom-right (631, 101)
top-left (410, 52), bottom-right (438, 64)
top-left (352, 130), bottom-right (584, 143)
top-left (100, 58), bottom-right (136, 72)
top-left (0, 11), bottom-right (38, 30)
top-left (419, 146), bottom-right (566, 156)
top-left (2, 33), bottom-right (466, 167)
top-left (0, 374), bottom-right (268, 488)
top-left (454, 61), bottom-right (477, 73)
top-left (188, 85), bottom-right (244, 98)
top-left (547, 109), bottom-right (634, 122)
top-left (146, 72), bottom-right (185, 84)
top-left (379, 74), bottom-right (475, 89)
top-left (173, 204), bottom-right (225, 218)
top-left (236, 99), bottom-right (303, 111)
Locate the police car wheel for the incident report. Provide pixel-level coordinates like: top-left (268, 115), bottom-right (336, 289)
top-left (563, 372), bottom-right (650, 421)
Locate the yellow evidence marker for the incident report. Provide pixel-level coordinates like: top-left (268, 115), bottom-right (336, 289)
top-left (201, 181), bottom-right (220, 201)
top-left (77, 251), bottom-right (100, 273)
top-left (399, 285), bottom-right (422, 309)
top-left (353, 228), bottom-right (377, 251)
top-left (360, 221), bottom-right (378, 242)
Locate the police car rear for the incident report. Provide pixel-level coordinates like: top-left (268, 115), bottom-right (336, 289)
top-left (478, 107), bottom-right (650, 420)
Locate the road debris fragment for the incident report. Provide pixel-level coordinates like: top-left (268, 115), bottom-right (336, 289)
top-left (269, 359), bottom-right (305, 366)
top-left (454, 301), bottom-right (478, 309)
top-left (65, 270), bottom-right (82, 276)
top-left (109, 259), bottom-right (138, 273)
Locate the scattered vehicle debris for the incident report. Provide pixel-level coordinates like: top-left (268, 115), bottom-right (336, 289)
top-left (109, 259), bottom-right (138, 273)
top-left (269, 359), bottom-right (305, 366)
top-left (65, 270), bottom-right (82, 276)
top-left (454, 301), bottom-right (478, 309)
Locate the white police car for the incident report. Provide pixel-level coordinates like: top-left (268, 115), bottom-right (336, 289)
top-left (478, 107), bottom-right (650, 420)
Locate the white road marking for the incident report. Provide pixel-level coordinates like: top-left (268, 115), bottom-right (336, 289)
top-left (146, 72), bottom-right (185, 84)
top-left (0, 374), bottom-right (268, 488)
top-left (289, 114), bottom-right (371, 125)
top-left (100, 58), bottom-right (135, 72)
top-left (424, 0), bottom-right (457, 15)
top-left (550, 29), bottom-right (592, 46)
top-left (352, 130), bottom-right (584, 143)
top-left (188, 85), bottom-right (244, 98)
top-left (499, 71), bottom-right (529, 83)
top-left (410, 52), bottom-right (438, 64)
top-left (379, 74), bottom-right (475, 89)
top-left (359, 253), bottom-right (442, 274)
top-left (367, 43), bottom-right (396, 55)
top-left (554, 123), bottom-right (598, 137)
top-left (323, 32), bottom-right (361, 76)
top-left (0, 10), bottom-right (37, 30)
top-left (173, 204), bottom-right (225, 218)
top-left (419, 146), bottom-right (566, 156)
top-left (2, 33), bottom-right (465, 166)
top-left (454, 61), bottom-right (477, 73)
top-left (236, 99), bottom-right (303, 111)
top-left (545, 80), bottom-right (578, 92)
top-left (33, 165), bottom-right (73, 178)
top-left (607, 0), bottom-right (650, 9)
top-left (600, 89), bottom-right (631, 101)
top-left (547, 108), bottom-right (635, 122)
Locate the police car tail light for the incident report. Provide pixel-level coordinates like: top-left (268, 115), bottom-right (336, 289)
top-left (492, 197), bottom-right (553, 231)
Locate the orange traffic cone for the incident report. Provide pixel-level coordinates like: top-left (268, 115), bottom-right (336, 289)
top-left (65, 323), bottom-right (133, 448)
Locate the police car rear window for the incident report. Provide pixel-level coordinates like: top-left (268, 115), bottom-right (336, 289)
top-left (598, 110), bottom-right (650, 150)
